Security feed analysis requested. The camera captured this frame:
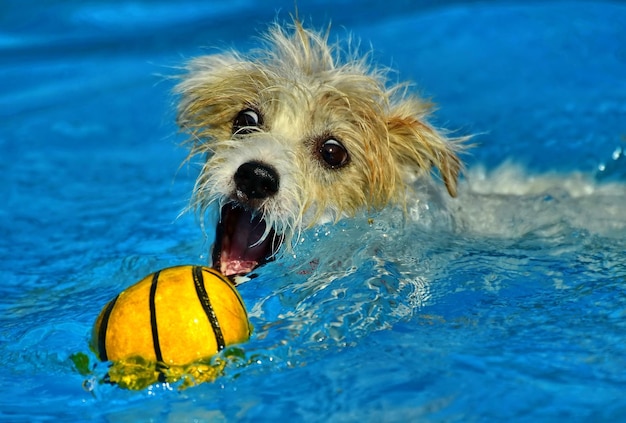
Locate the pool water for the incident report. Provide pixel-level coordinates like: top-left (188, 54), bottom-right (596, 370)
top-left (2, 1), bottom-right (626, 421)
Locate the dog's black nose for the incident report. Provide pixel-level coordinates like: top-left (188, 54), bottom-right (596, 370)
top-left (234, 161), bottom-right (279, 200)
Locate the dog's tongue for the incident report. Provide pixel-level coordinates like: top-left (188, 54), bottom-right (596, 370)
top-left (212, 204), bottom-right (281, 278)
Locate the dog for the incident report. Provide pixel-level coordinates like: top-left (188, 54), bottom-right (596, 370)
top-left (175, 20), bottom-right (465, 280)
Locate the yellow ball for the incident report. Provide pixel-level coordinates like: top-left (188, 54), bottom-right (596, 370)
top-left (92, 265), bottom-right (251, 366)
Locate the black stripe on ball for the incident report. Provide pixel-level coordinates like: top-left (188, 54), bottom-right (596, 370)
top-left (149, 270), bottom-right (164, 363)
top-left (97, 294), bottom-right (118, 361)
top-left (203, 267), bottom-right (247, 317)
top-left (192, 266), bottom-right (226, 351)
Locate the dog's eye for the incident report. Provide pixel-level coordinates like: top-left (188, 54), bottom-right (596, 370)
top-left (233, 109), bottom-right (262, 135)
top-left (319, 138), bottom-right (349, 169)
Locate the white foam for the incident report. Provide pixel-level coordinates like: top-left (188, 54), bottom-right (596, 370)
top-left (444, 163), bottom-right (626, 239)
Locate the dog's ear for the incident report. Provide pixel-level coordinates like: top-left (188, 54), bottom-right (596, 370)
top-left (386, 99), bottom-right (462, 197)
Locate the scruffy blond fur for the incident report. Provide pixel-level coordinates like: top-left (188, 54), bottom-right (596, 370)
top-left (175, 20), bottom-right (465, 276)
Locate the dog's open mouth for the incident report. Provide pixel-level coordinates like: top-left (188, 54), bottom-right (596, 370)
top-left (212, 203), bottom-right (283, 278)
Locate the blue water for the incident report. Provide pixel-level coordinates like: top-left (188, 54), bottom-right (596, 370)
top-left (2, 1), bottom-right (626, 421)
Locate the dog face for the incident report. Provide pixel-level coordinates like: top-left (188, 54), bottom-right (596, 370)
top-left (176, 21), bottom-right (463, 278)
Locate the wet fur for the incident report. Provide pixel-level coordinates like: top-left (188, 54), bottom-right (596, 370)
top-left (176, 20), bottom-right (465, 251)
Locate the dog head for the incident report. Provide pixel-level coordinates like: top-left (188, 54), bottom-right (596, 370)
top-left (176, 21), bottom-right (464, 278)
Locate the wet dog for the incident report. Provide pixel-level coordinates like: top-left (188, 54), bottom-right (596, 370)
top-left (175, 20), bottom-right (464, 279)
